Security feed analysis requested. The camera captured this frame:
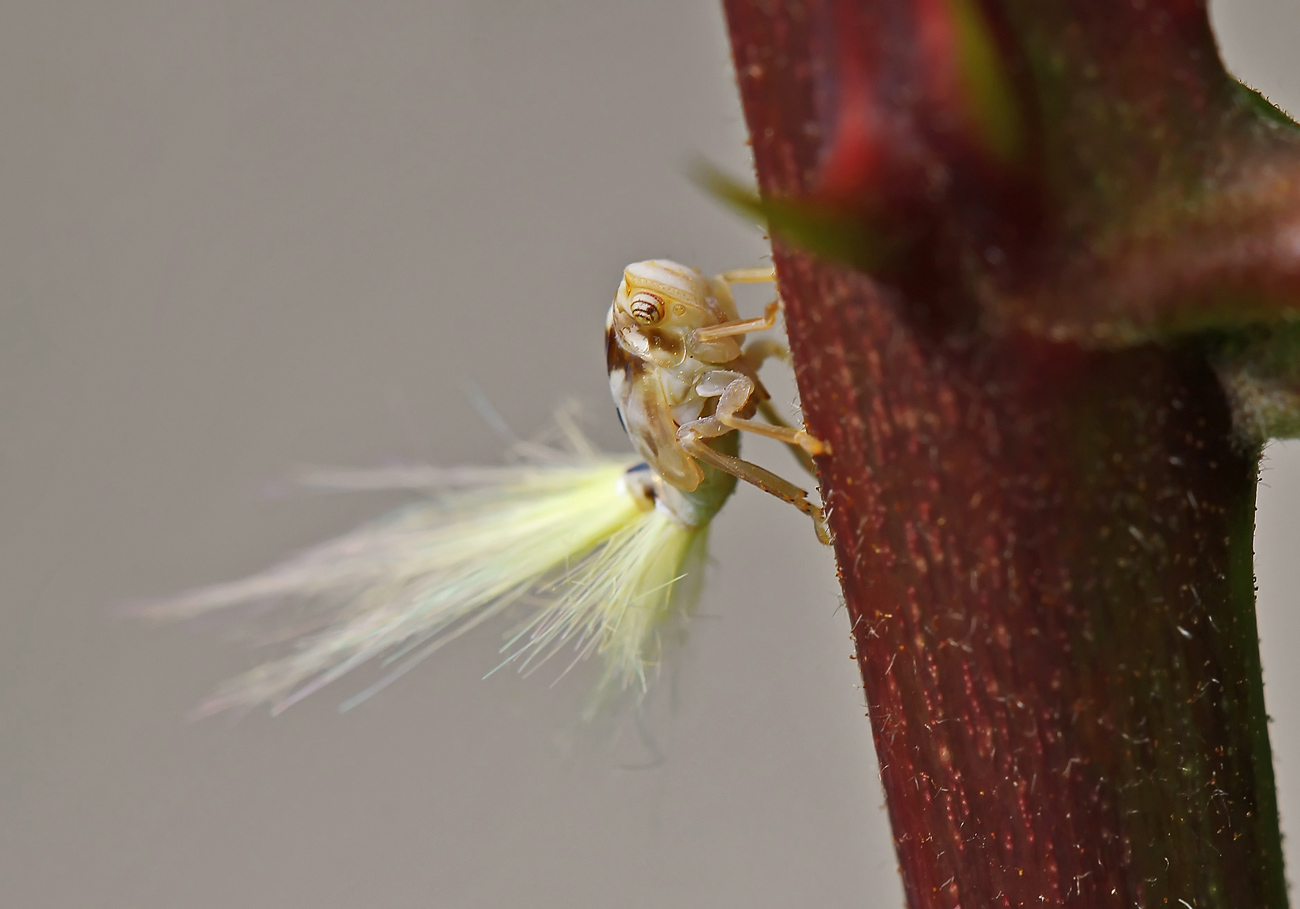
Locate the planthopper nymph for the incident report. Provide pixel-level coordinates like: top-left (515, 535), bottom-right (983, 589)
top-left (140, 260), bottom-right (828, 715)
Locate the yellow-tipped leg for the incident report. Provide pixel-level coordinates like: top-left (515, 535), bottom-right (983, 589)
top-left (714, 265), bottom-right (777, 287)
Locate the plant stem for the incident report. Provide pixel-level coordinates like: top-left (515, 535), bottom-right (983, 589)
top-left (723, 3), bottom-right (1288, 905)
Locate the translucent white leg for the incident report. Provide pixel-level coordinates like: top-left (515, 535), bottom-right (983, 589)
top-left (678, 371), bottom-right (830, 543)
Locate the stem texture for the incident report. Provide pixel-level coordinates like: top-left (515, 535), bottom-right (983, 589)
top-left (723, 3), bottom-right (1287, 906)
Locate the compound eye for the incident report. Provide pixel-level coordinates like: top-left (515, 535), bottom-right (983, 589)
top-left (628, 292), bottom-right (665, 325)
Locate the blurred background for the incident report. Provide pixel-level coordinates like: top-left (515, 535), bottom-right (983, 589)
top-left (0, 2), bottom-right (1296, 906)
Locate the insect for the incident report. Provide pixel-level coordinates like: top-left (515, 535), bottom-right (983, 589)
top-left (140, 260), bottom-right (828, 715)
top-left (607, 260), bottom-right (828, 539)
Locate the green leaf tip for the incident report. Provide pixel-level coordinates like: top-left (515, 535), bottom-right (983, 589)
top-left (946, 0), bottom-right (1027, 167)
top-left (691, 161), bottom-right (905, 272)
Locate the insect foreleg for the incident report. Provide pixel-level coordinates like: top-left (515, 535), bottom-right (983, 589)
top-left (714, 265), bottom-right (776, 287)
top-left (691, 300), bottom-right (780, 345)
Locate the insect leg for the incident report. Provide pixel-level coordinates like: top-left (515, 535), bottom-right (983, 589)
top-left (698, 370), bottom-right (828, 456)
top-left (714, 265), bottom-right (776, 287)
top-left (740, 338), bottom-right (791, 372)
top-left (692, 301), bottom-right (781, 344)
top-left (736, 337), bottom-right (818, 475)
top-left (676, 421), bottom-right (830, 544)
top-left (755, 400), bottom-right (818, 479)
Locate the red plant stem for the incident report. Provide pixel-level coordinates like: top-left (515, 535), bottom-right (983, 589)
top-left (723, 4), bottom-right (1287, 907)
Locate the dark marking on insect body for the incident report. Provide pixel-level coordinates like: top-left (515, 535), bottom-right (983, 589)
top-left (645, 328), bottom-right (683, 360)
top-left (621, 462), bottom-right (659, 510)
top-left (606, 324), bottom-right (630, 374)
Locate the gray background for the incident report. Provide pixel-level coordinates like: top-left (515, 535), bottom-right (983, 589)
top-left (0, 2), bottom-right (1296, 907)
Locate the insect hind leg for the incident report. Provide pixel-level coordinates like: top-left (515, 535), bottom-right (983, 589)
top-left (675, 411), bottom-right (830, 544)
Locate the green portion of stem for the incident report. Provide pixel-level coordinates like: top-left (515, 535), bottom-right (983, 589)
top-left (1213, 324), bottom-right (1300, 440)
top-left (1227, 467), bottom-right (1287, 909)
top-left (1236, 83), bottom-right (1300, 130)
